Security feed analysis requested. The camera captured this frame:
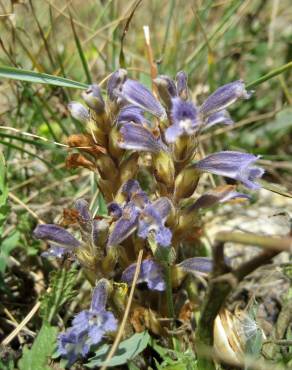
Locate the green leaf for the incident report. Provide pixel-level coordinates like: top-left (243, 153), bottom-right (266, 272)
top-left (0, 231), bottom-right (20, 274)
top-left (86, 331), bottom-right (150, 368)
top-left (0, 66), bottom-right (88, 89)
top-left (40, 266), bottom-right (77, 324)
top-left (18, 323), bottom-right (58, 370)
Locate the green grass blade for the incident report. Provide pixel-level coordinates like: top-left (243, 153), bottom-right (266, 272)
top-left (0, 66), bottom-right (88, 89)
top-left (246, 61), bottom-right (292, 89)
top-left (70, 14), bottom-right (92, 84)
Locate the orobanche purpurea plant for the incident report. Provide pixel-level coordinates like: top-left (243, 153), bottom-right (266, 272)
top-left (33, 70), bottom-right (266, 366)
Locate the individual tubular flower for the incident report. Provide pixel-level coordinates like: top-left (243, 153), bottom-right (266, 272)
top-left (121, 259), bottom-right (165, 291)
top-left (57, 279), bottom-right (117, 366)
top-left (190, 185), bottom-right (250, 211)
top-left (81, 84), bottom-right (105, 114)
top-left (33, 224), bottom-right (81, 258)
top-left (194, 151), bottom-right (264, 190)
top-left (68, 101), bottom-right (89, 123)
top-left (118, 123), bottom-right (166, 152)
top-left (165, 97), bottom-right (198, 143)
top-left (203, 110), bottom-right (234, 131)
top-left (107, 203), bottom-right (140, 247)
top-left (119, 79), bottom-right (167, 120)
top-left (117, 105), bottom-right (146, 125)
top-left (177, 257), bottom-right (214, 275)
top-left (138, 197), bottom-right (172, 247)
top-left (199, 80), bottom-right (253, 118)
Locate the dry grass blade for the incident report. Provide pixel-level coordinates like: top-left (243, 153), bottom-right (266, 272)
top-left (1, 301), bottom-right (41, 346)
top-left (100, 249), bottom-right (143, 370)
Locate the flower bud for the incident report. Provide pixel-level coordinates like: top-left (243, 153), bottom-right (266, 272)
top-left (152, 151), bottom-right (175, 189)
top-left (174, 166), bottom-right (201, 201)
top-left (96, 155), bottom-right (118, 183)
top-left (82, 84), bottom-right (105, 113)
top-left (68, 101), bottom-right (89, 123)
top-left (119, 153), bottom-right (139, 185)
top-left (108, 126), bottom-right (125, 159)
top-left (153, 75), bottom-right (177, 109)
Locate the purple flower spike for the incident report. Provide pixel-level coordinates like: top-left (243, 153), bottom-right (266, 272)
top-left (119, 79), bottom-right (166, 120)
top-left (203, 110), bottom-right (234, 130)
top-left (117, 105), bottom-right (147, 125)
top-left (107, 203), bottom-right (140, 247)
top-left (138, 198), bottom-right (172, 247)
top-left (119, 123), bottom-right (166, 153)
top-left (165, 98), bottom-right (198, 143)
top-left (33, 224), bottom-right (81, 248)
top-left (199, 80), bottom-right (252, 117)
top-left (178, 257), bottom-right (213, 275)
top-left (122, 259), bottom-right (166, 291)
top-left (58, 279), bottom-right (117, 365)
top-left (194, 151), bottom-right (264, 190)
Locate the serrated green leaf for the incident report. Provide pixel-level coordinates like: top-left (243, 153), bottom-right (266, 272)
top-left (18, 323), bottom-right (58, 370)
top-left (86, 331), bottom-right (150, 368)
top-left (40, 267), bottom-right (77, 323)
top-left (0, 66), bottom-right (88, 89)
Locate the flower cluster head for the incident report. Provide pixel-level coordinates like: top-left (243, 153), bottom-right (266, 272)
top-left (34, 69), bottom-right (265, 364)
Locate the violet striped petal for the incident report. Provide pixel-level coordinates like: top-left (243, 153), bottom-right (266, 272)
top-left (178, 257), bottom-right (213, 275)
top-left (107, 203), bottom-right (140, 247)
top-left (119, 123), bottom-right (166, 153)
top-left (121, 259), bottom-right (165, 291)
top-left (203, 110), bottom-right (234, 130)
top-left (194, 151), bottom-right (264, 190)
top-left (117, 105), bottom-right (146, 125)
top-left (90, 279), bottom-right (110, 312)
top-left (199, 80), bottom-right (252, 117)
top-left (33, 224), bottom-right (80, 248)
top-left (119, 79), bottom-right (166, 120)
top-left (191, 186), bottom-right (250, 211)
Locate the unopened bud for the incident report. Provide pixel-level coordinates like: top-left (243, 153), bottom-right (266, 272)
top-left (176, 71), bottom-right (189, 100)
top-left (119, 153), bottom-right (139, 185)
top-left (82, 84), bottom-right (105, 113)
top-left (174, 166), bottom-right (200, 201)
top-left (154, 75), bottom-right (177, 109)
top-left (68, 101), bottom-right (89, 123)
top-left (107, 69), bottom-right (128, 101)
top-left (153, 151), bottom-right (175, 189)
